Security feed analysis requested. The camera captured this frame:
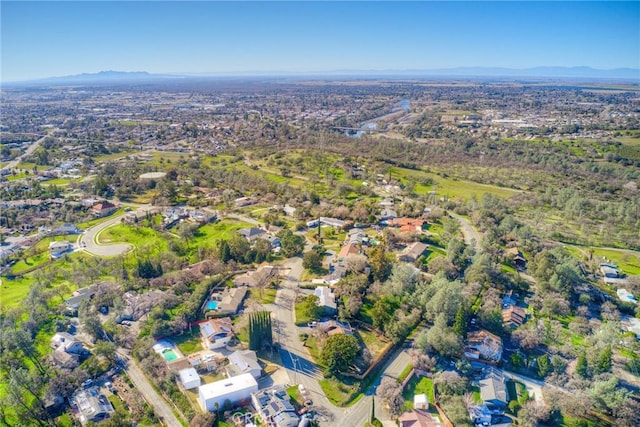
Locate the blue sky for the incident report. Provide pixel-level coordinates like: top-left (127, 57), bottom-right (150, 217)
top-left (1, 1), bottom-right (639, 81)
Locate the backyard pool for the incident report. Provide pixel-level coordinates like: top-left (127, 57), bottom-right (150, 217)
top-left (207, 301), bottom-right (219, 310)
top-left (162, 349), bottom-right (179, 362)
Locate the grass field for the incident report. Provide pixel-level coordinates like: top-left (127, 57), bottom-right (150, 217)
top-left (566, 245), bottom-right (640, 276)
top-left (0, 275), bottom-right (36, 309)
top-left (99, 224), bottom-right (169, 255)
top-left (402, 376), bottom-right (438, 415)
top-left (194, 219), bottom-right (253, 243)
top-left (389, 166), bottom-right (520, 200)
top-left (173, 330), bottom-right (203, 354)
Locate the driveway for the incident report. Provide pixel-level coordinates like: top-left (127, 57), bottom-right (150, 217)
top-left (449, 212), bottom-right (481, 248)
top-left (118, 351), bottom-right (183, 427)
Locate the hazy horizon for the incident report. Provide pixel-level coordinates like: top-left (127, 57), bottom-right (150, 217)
top-left (2, 1), bottom-right (639, 82)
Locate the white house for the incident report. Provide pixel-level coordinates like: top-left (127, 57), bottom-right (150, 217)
top-left (199, 317), bottom-right (234, 350)
top-left (51, 332), bottom-right (84, 354)
top-left (314, 286), bottom-right (337, 315)
top-left (49, 241), bottom-right (73, 258)
top-left (198, 373), bottom-right (258, 412)
top-left (227, 350), bottom-right (262, 379)
top-left (178, 367), bottom-right (201, 390)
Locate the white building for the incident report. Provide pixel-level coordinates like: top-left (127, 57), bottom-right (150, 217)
top-left (198, 373), bottom-right (258, 412)
top-left (178, 367), bottom-right (201, 390)
top-left (227, 350), bottom-right (262, 379)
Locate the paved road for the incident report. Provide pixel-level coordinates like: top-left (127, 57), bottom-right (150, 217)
top-left (272, 254), bottom-right (415, 427)
top-left (79, 213), bottom-right (133, 257)
top-left (119, 352), bottom-right (183, 427)
top-left (449, 212), bottom-right (481, 248)
top-left (1, 134), bottom-right (48, 171)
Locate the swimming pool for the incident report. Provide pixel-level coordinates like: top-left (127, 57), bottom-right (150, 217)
top-left (162, 349), bottom-right (179, 362)
top-left (207, 301), bottom-right (219, 310)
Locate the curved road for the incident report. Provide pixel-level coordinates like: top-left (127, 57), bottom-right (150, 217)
top-left (448, 212), bottom-right (481, 248)
top-left (79, 205), bottom-right (154, 257)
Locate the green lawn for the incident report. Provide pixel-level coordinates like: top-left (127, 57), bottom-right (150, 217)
top-left (0, 275), bottom-right (36, 309)
top-left (390, 166), bottom-right (520, 200)
top-left (193, 219), bottom-right (254, 244)
top-left (249, 287), bottom-right (277, 305)
top-left (99, 224), bottom-right (169, 255)
top-left (319, 377), bottom-right (361, 407)
top-left (77, 208), bottom-right (125, 229)
top-left (402, 376), bottom-right (439, 416)
top-left (173, 330), bottom-right (203, 354)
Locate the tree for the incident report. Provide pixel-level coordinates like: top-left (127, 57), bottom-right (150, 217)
top-left (453, 305), bottom-right (467, 338)
top-left (319, 334), bottom-right (360, 375)
top-left (537, 354), bottom-right (550, 378)
top-left (248, 311), bottom-right (273, 352)
top-left (369, 246), bottom-right (393, 282)
top-left (303, 247), bottom-right (324, 272)
top-left (218, 239), bottom-right (231, 263)
top-left (434, 370), bottom-right (468, 396)
top-left (575, 352), bottom-right (589, 378)
top-left (518, 401), bottom-right (551, 427)
top-left (370, 296), bottom-right (398, 331)
top-left (377, 377), bottom-right (403, 417)
top-left (595, 345), bottom-right (612, 374)
top-left (190, 412), bottom-right (216, 427)
top-left (277, 229), bottom-right (305, 257)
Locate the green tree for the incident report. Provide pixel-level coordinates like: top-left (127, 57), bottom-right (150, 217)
top-left (453, 305), bottom-right (467, 338)
top-left (537, 354), bottom-right (550, 377)
top-left (248, 311), bottom-right (273, 352)
top-left (369, 246), bottom-right (393, 282)
top-left (320, 334), bottom-right (360, 375)
top-left (218, 240), bottom-right (231, 263)
top-left (302, 247), bottom-right (324, 272)
top-left (576, 352), bottom-right (589, 378)
top-left (595, 346), bottom-right (612, 374)
top-left (277, 229), bottom-right (305, 257)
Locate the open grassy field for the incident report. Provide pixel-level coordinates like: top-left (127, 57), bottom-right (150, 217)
top-left (193, 219), bottom-right (253, 246)
top-left (99, 224), bottom-right (169, 255)
top-left (389, 166), bottom-right (520, 200)
top-left (0, 275), bottom-right (36, 309)
top-left (566, 245), bottom-right (640, 276)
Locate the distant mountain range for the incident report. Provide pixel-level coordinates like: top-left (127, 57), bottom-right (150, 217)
top-left (8, 66), bottom-right (639, 85)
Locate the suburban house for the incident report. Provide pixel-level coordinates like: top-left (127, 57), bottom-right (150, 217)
top-left (479, 368), bottom-right (509, 409)
top-left (91, 201), bottom-right (117, 217)
top-left (398, 242), bottom-right (428, 263)
top-left (347, 228), bottom-right (367, 245)
top-left (51, 332), bottom-right (84, 354)
top-left (70, 386), bottom-right (114, 426)
top-left (502, 305), bottom-right (527, 329)
top-left (465, 330), bottom-right (503, 363)
top-left (226, 350), bottom-right (262, 379)
top-left (319, 216), bottom-right (347, 229)
top-left (283, 204), bottom-right (296, 217)
top-left (198, 373), bottom-right (258, 412)
top-left (380, 208), bottom-right (398, 220)
top-left (337, 243), bottom-right (360, 262)
top-left (216, 286), bottom-right (248, 315)
top-left (251, 386), bottom-right (300, 427)
top-left (319, 320), bottom-right (353, 336)
top-left (314, 286), bottom-right (337, 315)
top-left (397, 408), bottom-right (442, 427)
top-left (49, 241), bottom-right (74, 258)
top-left (52, 224), bottom-right (80, 235)
top-left (505, 247), bottom-right (527, 269)
top-left (388, 217), bottom-right (425, 234)
top-left (65, 285), bottom-right (97, 311)
top-left (200, 317), bottom-right (234, 350)
top-left (600, 263), bottom-right (620, 278)
top-left (178, 367), bottom-right (201, 390)
top-left (233, 265), bottom-right (277, 288)
top-left (238, 227), bottom-right (266, 242)
top-left (51, 332), bottom-right (84, 369)
top-left (234, 197), bottom-right (257, 207)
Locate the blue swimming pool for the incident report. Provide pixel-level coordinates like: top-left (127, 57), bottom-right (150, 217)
top-left (207, 301), bottom-right (219, 310)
